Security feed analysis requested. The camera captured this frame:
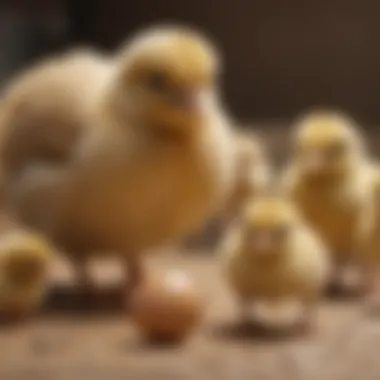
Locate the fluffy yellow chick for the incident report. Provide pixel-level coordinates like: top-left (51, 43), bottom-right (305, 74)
top-left (0, 230), bottom-right (53, 319)
top-left (221, 196), bottom-right (329, 333)
top-left (282, 110), bottom-right (375, 292)
top-left (0, 25), bottom-right (234, 298)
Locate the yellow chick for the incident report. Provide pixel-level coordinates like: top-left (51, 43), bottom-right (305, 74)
top-left (0, 230), bottom-right (53, 319)
top-left (221, 196), bottom-right (329, 333)
top-left (282, 110), bottom-right (375, 292)
top-left (0, 25), bottom-right (234, 298)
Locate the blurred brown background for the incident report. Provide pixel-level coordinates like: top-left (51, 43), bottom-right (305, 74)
top-left (0, 0), bottom-right (379, 125)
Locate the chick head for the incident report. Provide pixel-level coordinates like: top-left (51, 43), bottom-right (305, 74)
top-left (0, 230), bottom-right (52, 287)
top-left (241, 196), bottom-right (299, 261)
top-left (292, 110), bottom-right (365, 181)
top-left (115, 25), bottom-right (220, 134)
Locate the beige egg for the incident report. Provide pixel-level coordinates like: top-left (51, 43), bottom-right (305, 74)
top-left (130, 270), bottom-right (203, 343)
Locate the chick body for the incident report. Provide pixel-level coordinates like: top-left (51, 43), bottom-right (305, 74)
top-left (222, 198), bottom-right (329, 304)
top-left (54, 105), bottom-right (232, 255)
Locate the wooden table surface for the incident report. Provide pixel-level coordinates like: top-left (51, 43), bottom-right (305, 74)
top-left (1, 250), bottom-right (379, 380)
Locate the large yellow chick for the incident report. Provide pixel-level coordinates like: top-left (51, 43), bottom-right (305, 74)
top-left (221, 196), bottom-right (330, 333)
top-left (0, 25), bottom-right (234, 299)
top-left (0, 230), bottom-right (53, 319)
top-left (283, 110), bottom-right (375, 292)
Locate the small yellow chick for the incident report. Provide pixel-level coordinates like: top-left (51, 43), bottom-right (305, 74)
top-left (0, 25), bottom-right (234, 299)
top-left (0, 230), bottom-right (53, 319)
top-left (283, 110), bottom-right (375, 292)
top-left (221, 196), bottom-right (330, 333)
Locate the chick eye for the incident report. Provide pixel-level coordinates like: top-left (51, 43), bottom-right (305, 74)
top-left (145, 71), bottom-right (168, 92)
